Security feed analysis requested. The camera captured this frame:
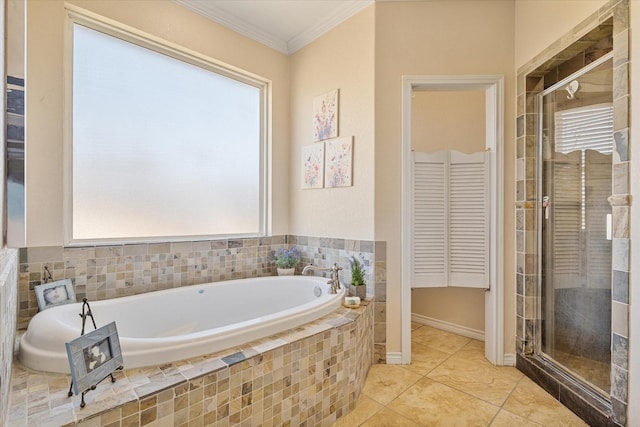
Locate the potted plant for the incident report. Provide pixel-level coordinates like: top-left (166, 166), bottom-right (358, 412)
top-left (273, 247), bottom-right (300, 275)
top-left (349, 256), bottom-right (367, 299)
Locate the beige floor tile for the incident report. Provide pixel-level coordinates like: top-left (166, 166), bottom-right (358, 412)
top-left (362, 365), bottom-right (423, 405)
top-left (490, 409), bottom-right (544, 426)
top-left (404, 341), bottom-right (450, 375)
top-left (360, 407), bottom-right (421, 427)
top-left (410, 322), bottom-right (422, 331)
top-left (502, 377), bottom-right (588, 427)
top-left (426, 343), bottom-right (523, 406)
top-left (387, 377), bottom-right (500, 427)
top-left (332, 395), bottom-right (384, 427)
top-left (411, 326), bottom-right (471, 354)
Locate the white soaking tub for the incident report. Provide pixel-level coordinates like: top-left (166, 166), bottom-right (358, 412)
top-left (19, 275), bottom-right (345, 373)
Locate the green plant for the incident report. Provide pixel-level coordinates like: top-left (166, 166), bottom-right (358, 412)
top-left (273, 247), bottom-right (300, 269)
top-left (349, 256), bottom-right (366, 286)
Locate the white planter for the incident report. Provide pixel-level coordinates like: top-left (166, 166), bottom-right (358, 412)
top-left (277, 268), bottom-right (295, 276)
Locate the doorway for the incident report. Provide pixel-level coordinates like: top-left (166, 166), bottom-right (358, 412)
top-left (400, 75), bottom-right (505, 365)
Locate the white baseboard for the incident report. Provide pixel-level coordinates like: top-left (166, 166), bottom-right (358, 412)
top-left (503, 353), bottom-right (516, 366)
top-left (386, 352), bottom-right (403, 365)
top-left (411, 313), bottom-right (485, 341)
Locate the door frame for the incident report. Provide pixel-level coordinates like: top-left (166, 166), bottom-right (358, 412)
top-left (400, 75), bottom-right (505, 365)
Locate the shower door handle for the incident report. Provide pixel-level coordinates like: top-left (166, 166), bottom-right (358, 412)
top-left (543, 196), bottom-right (550, 219)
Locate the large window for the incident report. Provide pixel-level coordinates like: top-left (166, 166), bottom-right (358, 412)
top-left (68, 16), bottom-right (268, 244)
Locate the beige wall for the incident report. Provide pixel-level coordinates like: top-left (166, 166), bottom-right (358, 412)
top-left (375, 0), bottom-right (516, 355)
top-left (25, 0), bottom-right (290, 246)
top-left (289, 6), bottom-right (375, 240)
top-left (514, 0), bottom-right (609, 69)
top-left (412, 90), bottom-right (485, 153)
top-left (411, 90), bottom-right (486, 331)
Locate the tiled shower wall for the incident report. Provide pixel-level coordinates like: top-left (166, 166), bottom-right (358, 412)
top-left (17, 235), bottom-right (387, 360)
top-left (515, 0), bottom-right (629, 424)
top-left (0, 248), bottom-right (19, 427)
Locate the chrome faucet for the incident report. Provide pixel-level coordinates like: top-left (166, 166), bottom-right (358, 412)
top-left (301, 263), bottom-right (343, 294)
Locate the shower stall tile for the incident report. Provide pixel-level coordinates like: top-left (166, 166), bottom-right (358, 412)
top-left (613, 129), bottom-right (629, 162)
top-left (610, 364), bottom-right (628, 402)
top-left (613, 206), bottom-right (629, 238)
top-left (611, 396), bottom-right (627, 426)
top-left (612, 95), bottom-right (629, 131)
top-left (611, 301), bottom-right (629, 337)
top-left (613, 63), bottom-right (629, 100)
top-left (612, 334), bottom-right (628, 369)
top-left (612, 238), bottom-right (629, 271)
top-left (612, 270), bottom-right (629, 303)
top-left (612, 162), bottom-right (629, 194)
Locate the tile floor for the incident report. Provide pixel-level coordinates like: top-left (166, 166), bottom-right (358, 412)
top-left (333, 323), bottom-right (588, 427)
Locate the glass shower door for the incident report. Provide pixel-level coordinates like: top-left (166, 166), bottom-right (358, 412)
top-left (540, 55), bottom-right (613, 395)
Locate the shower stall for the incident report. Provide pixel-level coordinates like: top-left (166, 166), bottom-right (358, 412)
top-left (516, 5), bottom-right (630, 424)
top-left (538, 53), bottom-right (613, 396)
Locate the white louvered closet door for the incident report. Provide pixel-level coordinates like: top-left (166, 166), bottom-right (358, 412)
top-left (412, 151), bottom-right (447, 287)
top-left (412, 150), bottom-right (489, 289)
top-left (449, 151), bottom-right (490, 288)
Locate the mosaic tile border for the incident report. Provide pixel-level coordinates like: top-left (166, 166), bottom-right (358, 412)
top-left (515, 0), bottom-right (629, 424)
top-left (17, 235), bottom-right (387, 364)
top-left (7, 300), bottom-right (373, 426)
top-left (0, 249), bottom-right (19, 427)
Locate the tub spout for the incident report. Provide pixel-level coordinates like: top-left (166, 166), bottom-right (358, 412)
top-left (302, 263), bottom-right (342, 294)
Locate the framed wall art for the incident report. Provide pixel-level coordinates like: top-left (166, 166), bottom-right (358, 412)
top-left (302, 143), bottom-right (325, 189)
top-left (325, 136), bottom-right (353, 188)
top-left (313, 89), bottom-right (339, 142)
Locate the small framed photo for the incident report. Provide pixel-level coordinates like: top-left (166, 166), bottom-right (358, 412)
top-left (34, 279), bottom-right (76, 310)
top-left (65, 321), bottom-right (123, 396)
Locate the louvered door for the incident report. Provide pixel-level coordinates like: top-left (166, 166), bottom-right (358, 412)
top-left (412, 150), bottom-right (489, 288)
top-left (412, 151), bottom-right (447, 287)
top-left (449, 151), bottom-right (490, 287)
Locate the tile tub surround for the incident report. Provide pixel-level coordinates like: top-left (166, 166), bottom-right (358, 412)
top-left (288, 236), bottom-right (387, 363)
top-left (8, 300), bottom-right (373, 426)
top-left (0, 249), bottom-right (19, 427)
top-left (515, 0), bottom-right (630, 424)
top-left (18, 235), bottom-right (388, 364)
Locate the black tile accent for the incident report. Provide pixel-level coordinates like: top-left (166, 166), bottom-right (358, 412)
top-left (7, 75), bottom-right (24, 86)
top-left (517, 354), bottom-right (621, 426)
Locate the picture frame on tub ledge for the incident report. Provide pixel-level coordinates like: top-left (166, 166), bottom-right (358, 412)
top-left (65, 321), bottom-right (123, 407)
top-left (34, 278), bottom-right (76, 311)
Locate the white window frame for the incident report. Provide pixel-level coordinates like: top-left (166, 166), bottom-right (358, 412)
top-left (63, 5), bottom-right (271, 246)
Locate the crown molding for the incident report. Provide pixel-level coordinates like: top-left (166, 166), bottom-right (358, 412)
top-left (287, 1), bottom-right (374, 54)
top-left (173, 0), bottom-right (289, 54)
top-left (174, 0), bottom-right (373, 55)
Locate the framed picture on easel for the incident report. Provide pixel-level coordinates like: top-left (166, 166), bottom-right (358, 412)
top-left (34, 279), bottom-right (76, 310)
top-left (65, 321), bottom-right (123, 398)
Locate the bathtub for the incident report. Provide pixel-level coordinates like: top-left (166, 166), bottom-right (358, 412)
top-left (19, 275), bottom-right (345, 374)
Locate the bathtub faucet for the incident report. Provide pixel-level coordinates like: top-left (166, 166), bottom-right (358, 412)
top-left (302, 263), bottom-right (343, 294)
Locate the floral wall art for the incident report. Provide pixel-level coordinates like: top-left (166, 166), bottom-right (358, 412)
top-left (312, 89), bottom-right (338, 142)
top-left (325, 137), bottom-right (353, 188)
top-left (302, 143), bottom-right (324, 189)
